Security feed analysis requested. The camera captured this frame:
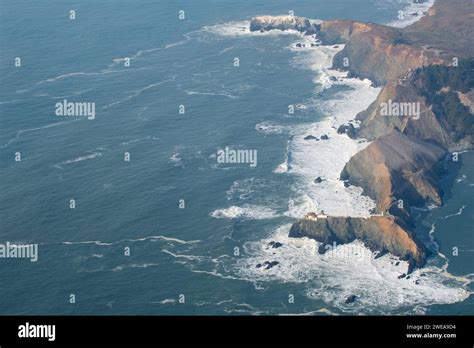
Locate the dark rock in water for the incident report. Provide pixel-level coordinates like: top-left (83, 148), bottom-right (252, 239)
top-left (333, 45), bottom-right (339, 49)
top-left (374, 249), bottom-right (388, 259)
top-left (256, 263), bottom-right (262, 268)
top-left (321, 134), bottom-right (329, 140)
top-left (343, 181), bottom-right (351, 188)
top-left (304, 135), bottom-right (318, 140)
top-left (411, 12), bottom-right (419, 16)
top-left (406, 275), bottom-right (411, 279)
top-left (289, 215), bottom-right (427, 269)
top-left (314, 177), bottom-right (324, 184)
top-left (415, 280), bottom-right (420, 285)
top-left (263, 261), bottom-right (279, 270)
top-left (420, 273), bottom-right (426, 277)
top-left (337, 123), bottom-right (356, 138)
top-left (345, 295), bottom-right (357, 304)
top-left (329, 76), bottom-right (337, 81)
top-left (311, 43), bottom-right (316, 47)
top-left (398, 273), bottom-right (406, 279)
top-left (268, 241), bottom-right (283, 249)
top-left (407, 260), bottom-right (416, 274)
top-left (395, 261), bottom-right (400, 266)
top-left (296, 43), bottom-right (302, 48)
top-left (318, 244), bottom-right (328, 255)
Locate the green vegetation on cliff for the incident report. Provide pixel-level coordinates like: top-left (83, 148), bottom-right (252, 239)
top-left (414, 59), bottom-right (474, 140)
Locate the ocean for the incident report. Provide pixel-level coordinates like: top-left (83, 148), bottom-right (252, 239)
top-left (0, 0), bottom-right (472, 315)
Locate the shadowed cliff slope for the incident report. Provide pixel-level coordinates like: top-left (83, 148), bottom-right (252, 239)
top-left (251, 0), bottom-right (473, 270)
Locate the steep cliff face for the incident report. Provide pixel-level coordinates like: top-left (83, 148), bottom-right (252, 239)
top-left (356, 62), bottom-right (474, 146)
top-left (289, 215), bottom-right (427, 269)
top-left (315, 20), bottom-right (375, 44)
top-left (341, 130), bottom-right (447, 214)
top-left (315, 0), bottom-right (474, 85)
top-left (251, 0), bottom-right (473, 270)
top-left (321, 22), bottom-right (429, 85)
top-left (406, 0), bottom-right (474, 59)
top-left (356, 80), bottom-right (457, 148)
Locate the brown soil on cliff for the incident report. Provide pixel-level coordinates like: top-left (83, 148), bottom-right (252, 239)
top-left (289, 215), bottom-right (427, 268)
top-left (321, 0), bottom-right (473, 85)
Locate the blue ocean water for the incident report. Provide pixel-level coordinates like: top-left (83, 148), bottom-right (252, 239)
top-left (0, 0), bottom-right (472, 315)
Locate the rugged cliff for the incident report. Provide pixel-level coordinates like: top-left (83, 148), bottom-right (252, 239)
top-left (346, 59), bottom-right (474, 214)
top-left (289, 215), bottom-right (427, 268)
top-left (251, 0), bottom-right (474, 270)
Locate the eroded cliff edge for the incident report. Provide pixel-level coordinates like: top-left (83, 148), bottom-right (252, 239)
top-left (251, 0), bottom-right (474, 270)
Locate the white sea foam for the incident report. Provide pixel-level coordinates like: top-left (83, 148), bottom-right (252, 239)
top-left (202, 18), bottom-right (379, 216)
top-left (255, 121), bottom-right (290, 135)
top-left (112, 263), bottom-right (160, 272)
top-left (58, 151), bottom-right (102, 167)
top-left (210, 205), bottom-right (279, 220)
top-left (274, 162), bottom-right (289, 174)
top-left (234, 224), bottom-right (471, 314)
top-left (1, 119), bottom-right (81, 149)
top-left (387, 0), bottom-right (435, 28)
top-left (169, 152), bottom-right (182, 167)
top-left (119, 136), bottom-right (153, 146)
top-left (61, 235), bottom-right (200, 246)
top-left (102, 78), bottom-right (174, 110)
top-left (157, 298), bottom-right (177, 305)
top-left (226, 178), bottom-right (268, 201)
top-left (202, 20), bottom-right (301, 38)
top-left (184, 90), bottom-right (238, 99)
top-left (285, 43), bottom-right (380, 217)
top-left (162, 249), bottom-right (206, 262)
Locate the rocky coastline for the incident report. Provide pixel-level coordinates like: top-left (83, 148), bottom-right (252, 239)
top-left (250, 0), bottom-right (474, 271)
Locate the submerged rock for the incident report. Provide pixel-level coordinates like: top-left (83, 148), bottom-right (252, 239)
top-left (314, 177), bottom-right (324, 184)
top-left (263, 261), bottom-right (280, 270)
top-left (337, 123), bottom-right (356, 138)
top-left (268, 241), bottom-right (283, 249)
top-left (345, 295), bottom-right (357, 304)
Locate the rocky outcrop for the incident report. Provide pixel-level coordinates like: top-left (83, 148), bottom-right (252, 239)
top-left (289, 215), bottom-right (427, 269)
top-left (251, 2), bottom-right (474, 85)
top-left (250, 15), bottom-right (316, 33)
top-left (254, 1), bottom-right (473, 270)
